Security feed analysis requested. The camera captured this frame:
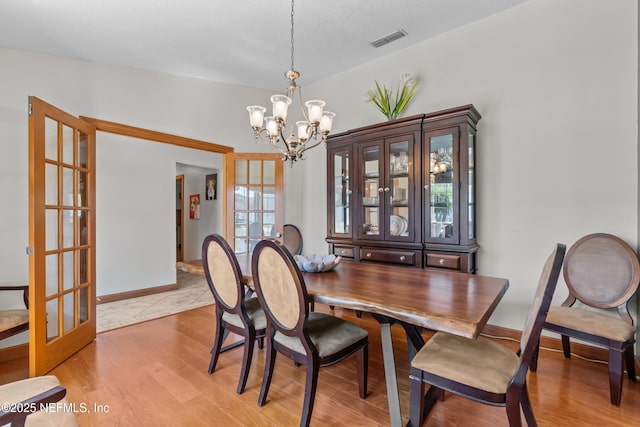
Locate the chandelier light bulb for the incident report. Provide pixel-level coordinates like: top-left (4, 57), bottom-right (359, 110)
top-left (296, 121), bottom-right (310, 141)
top-left (305, 100), bottom-right (325, 124)
top-left (319, 111), bottom-right (335, 134)
top-left (271, 95), bottom-right (291, 121)
top-left (247, 105), bottom-right (266, 128)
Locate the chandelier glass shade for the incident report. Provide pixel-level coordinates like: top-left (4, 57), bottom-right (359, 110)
top-left (246, 0), bottom-right (335, 164)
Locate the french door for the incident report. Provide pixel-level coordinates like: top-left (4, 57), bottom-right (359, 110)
top-left (28, 97), bottom-right (97, 376)
top-left (225, 153), bottom-right (284, 253)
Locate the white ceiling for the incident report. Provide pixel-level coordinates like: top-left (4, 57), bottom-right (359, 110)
top-left (0, 0), bottom-right (527, 91)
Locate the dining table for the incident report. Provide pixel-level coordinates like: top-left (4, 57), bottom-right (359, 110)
top-left (177, 255), bottom-right (509, 427)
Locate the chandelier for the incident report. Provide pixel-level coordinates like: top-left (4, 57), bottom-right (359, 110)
top-left (246, 0), bottom-right (335, 164)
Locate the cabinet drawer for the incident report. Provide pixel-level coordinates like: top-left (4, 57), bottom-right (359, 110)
top-left (333, 245), bottom-right (355, 258)
top-left (426, 253), bottom-right (460, 270)
top-left (360, 248), bottom-right (418, 266)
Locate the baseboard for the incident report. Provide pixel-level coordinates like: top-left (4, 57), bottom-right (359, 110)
top-left (481, 323), bottom-right (640, 375)
top-left (97, 283), bottom-right (178, 304)
top-left (0, 343), bottom-right (28, 363)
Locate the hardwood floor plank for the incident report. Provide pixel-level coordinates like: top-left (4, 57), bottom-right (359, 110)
top-left (1, 304), bottom-right (639, 426)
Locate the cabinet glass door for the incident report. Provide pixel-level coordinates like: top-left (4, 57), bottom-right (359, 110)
top-left (388, 140), bottom-right (410, 239)
top-left (360, 144), bottom-right (381, 238)
top-left (329, 147), bottom-right (352, 236)
top-left (467, 131), bottom-right (475, 240)
top-left (426, 129), bottom-right (459, 244)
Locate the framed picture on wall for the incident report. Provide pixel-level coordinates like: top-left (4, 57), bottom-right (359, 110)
top-left (205, 173), bottom-right (217, 200)
top-left (189, 194), bottom-right (200, 219)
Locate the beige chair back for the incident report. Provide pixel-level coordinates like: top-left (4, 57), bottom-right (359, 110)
top-left (202, 234), bottom-right (243, 310)
top-left (563, 233), bottom-right (640, 310)
top-left (283, 224), bottom-right (303, 255)
top-left (253, 240), bottom-right (307, 332)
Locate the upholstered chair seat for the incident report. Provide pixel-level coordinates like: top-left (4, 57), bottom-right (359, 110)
top-left (546, 307), bottom-right (635, 342)
top-left (0, 285), bottom-right (30, 341)
top-left (0, 375), bottom-right (79, 426)
top-left (274, 311), bottom-right (368, 358)
top-left (221, 297), bottom-right (267, 330)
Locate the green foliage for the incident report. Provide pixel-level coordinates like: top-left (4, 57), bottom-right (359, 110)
top-left (365, 73), bottom-right (419, 121)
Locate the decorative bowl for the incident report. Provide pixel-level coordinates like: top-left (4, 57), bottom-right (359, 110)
top-left (294, 254), bottom-right (342, 273)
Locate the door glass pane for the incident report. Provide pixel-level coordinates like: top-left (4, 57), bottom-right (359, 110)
top-left (249, 212), bottom-right (261, 237)
top-left (249, 160), bottom-right (261, 184)
top-left (46, 209), bottom-right (58, 251)
top-left (46, 299), bottom-right (59, 341)
top-left (63, 251), bottom-right (74, 291)
top-left (235, 160), bottom-right (247, 184)
top-left (263, 161), bottom-right (275, 185)
top-left (63, 292), bottom-right (74, 333)
top-left (62, 167), bottom-right (74, 207)
top-left (46, 254), bottom-right (58, 297)
top-left (234, 186), bottom-right (247, 210)
top-left (263, 212), bottom-right (275, 236)
top-left (78, 171), bottom-right (88, 207)
top-left (78, 249), bottom-right (88, 284)
top-left (234, 238), bottom-right (247, 253)
top-left (263, 186), bottom-right (275, 210)
top-left (78, 132), bottom-right (88, 168)
top-left (45, 118), bottom-right (58, 161)
top-left (62, 125), bottom-right (74, 165)
top-left (468, 131), bottom-right (475, 239)
top-left (362, 146), bottom-right (380, 236)
top-left (78, 210), bottom-right (88, 246)
top-left (248, 186), bottom-right (262, 210)
top-left (78, 286), bottom-right (88, 324)
top-left (333, 150), bottom-right (350, 234)
top-left (429, 134), bottom-right (454, 239)
top-left (45, 163), bottom-right (58, 206)
top-left (235, 212), bottom-right (247, 237)
top-left (62, 209), bottom-right (74, 248)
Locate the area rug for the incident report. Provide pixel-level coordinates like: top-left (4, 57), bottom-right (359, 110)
top-left (96, 270), bottom-right (213, 333)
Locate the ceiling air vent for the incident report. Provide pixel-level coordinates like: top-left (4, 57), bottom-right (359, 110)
top-left (370, 30), bottom-right (407, 48)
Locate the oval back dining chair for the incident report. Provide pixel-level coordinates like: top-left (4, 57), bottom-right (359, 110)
top-left (531, 233), bottom-right (640, 405)
top-left (409, 243), bottom-right (565, 427)
top-left (202, 234), bottom-right (266, 394)
top-left (252, 239), bottom-right (368, 427)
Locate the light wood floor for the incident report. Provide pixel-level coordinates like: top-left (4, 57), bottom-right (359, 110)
top-left (1, 304), bottom-right (639, 426)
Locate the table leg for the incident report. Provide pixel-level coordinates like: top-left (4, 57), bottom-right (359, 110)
top-left (380, 322), bottom-right (403, 427)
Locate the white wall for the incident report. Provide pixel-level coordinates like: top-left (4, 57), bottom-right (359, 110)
top-left (299, 0), bottom-right (638, 329)
top-left (0, 0), bottom-right (637, 339)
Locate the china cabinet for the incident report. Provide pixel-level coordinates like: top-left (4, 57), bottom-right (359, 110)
top-left (326, 105), bottom-right (480, 273)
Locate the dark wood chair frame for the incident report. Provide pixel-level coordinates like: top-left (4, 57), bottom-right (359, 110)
top-left (202, 234), bottom-right (265, 394)
top-left (530, 233), bottom-right (640, 406)
top-left (252, 239), bottom-right (368, 427)
top-left (409, 244), bottom-right (566, 427)
top-left (0, 285), bottom-right (29, 341)
top-left (0, 385), bottom-right (67, 427)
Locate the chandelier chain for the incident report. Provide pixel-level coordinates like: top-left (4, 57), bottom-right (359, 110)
top-left (290, 0), bottom-right (295, 72)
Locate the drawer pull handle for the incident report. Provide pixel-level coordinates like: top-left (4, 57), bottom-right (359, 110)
top-left (399, 256), bottom-right (406, 261)
top-left (439, 258), bottom-right (445, 265)
top-left (340, 250), bottom-right (346, 254)
top-left (366, 253), bottom-right (372, 258)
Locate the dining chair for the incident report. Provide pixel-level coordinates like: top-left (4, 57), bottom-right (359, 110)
top-left (530, 233), bottom-right (640, 405)
top-left (283, 223), bottom-right (303, 255)
top-left (408, 243), bottom-right (566, 427)
top-left (0, 375), bottom-right (79, 426)
top-left (202, 234), bottom-right (266, 394)
top-left (0, 285), bottom-right (29, 342)
top-left (252, 239), bottom-right (368, 427)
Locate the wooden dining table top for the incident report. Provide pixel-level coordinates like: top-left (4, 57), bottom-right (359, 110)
top-left (177, 255), bottom-right (509, 339)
